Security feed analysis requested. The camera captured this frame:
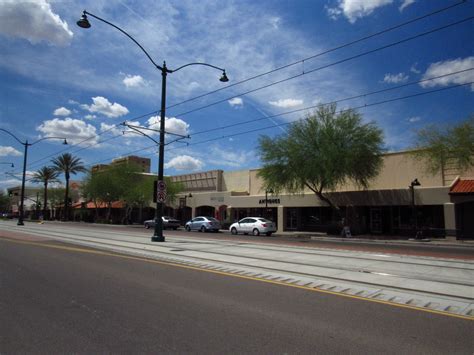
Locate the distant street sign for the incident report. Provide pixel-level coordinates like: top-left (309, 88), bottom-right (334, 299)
top-left (157, 191), bottom-right (166, 203)
top-left (153, 180), bottom-right (167, 203)
top-left (157, 180), bottom-right (166, 192)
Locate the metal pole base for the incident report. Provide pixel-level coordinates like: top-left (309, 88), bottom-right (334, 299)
top-left (151, 236), bottom-right (165, 242)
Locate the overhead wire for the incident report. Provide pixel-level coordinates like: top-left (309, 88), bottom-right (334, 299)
top-left (171, 15), bottom-right (474, 119)
top-left (190, 68), bottom-right (474, 136)
top-left (164, 0), bottom-right (467, 111)
top-left (80, 79), bottom-right (473, 169)
top-left (33, 0), bottom-right (468, 166)
top-left (172, 82), bottom-right (474, 150)
top-left (7, 2), bottom-right (470, 175)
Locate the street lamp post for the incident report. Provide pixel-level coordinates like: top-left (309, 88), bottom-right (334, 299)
top-left (265, 189), bottom-right (274, 219)
top-left (0, 128), bottom-right (67, 225)
top-left (180, 193), bottom-right (193, 222)
top-left (410, 178), bottom-right (421, 239)
top-left (77, 10), bottom-right (228, 242)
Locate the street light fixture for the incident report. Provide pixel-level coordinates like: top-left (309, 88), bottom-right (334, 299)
top-left (78, 10), bottom-right (229, 242)
top-left (0, 162), bottom-right (14, 168)
top-left (410, 178), bottom-right (421, 239)
top-left (265, 188), bottom-right (274, 219)
top-left (0, 128), bottom-right (67, 225)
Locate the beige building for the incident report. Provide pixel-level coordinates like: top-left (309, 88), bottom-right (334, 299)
top-left (169, 150), bottom-right (474, 239)
top-left (91, 155), bottom-right (151, 174)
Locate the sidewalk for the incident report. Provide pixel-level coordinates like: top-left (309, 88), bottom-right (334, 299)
top-left (277, 231), bottom-right (474, 248)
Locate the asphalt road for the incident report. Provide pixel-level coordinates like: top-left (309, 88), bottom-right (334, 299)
top-left (1, 237), bottom-right (472, 354)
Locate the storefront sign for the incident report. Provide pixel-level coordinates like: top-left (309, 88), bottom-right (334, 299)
top-left (258, 198), bottom-right (280, 204)
top-left (210, 196), bottom-right (224, 203)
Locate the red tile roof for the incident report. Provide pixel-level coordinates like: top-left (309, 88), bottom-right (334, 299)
top-left (73, 201), bottom-right (125, 209)
top-left (450, 179), bottom-right (474, 194)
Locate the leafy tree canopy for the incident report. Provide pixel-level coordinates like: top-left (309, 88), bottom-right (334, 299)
top-left (257, 104), bottom-right (385, 211)
top-left (0, 191), bottom-right (9, 212)
top-left (81, 163), bottom-right (182, 207)
top-left (413, 116), bottom-right (474, 175)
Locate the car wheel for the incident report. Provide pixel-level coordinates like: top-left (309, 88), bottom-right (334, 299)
top-left (252, 228), bottom-right (260, 236)
top-left (266, 232), bottom-right (272, 236)
top-left (231, 227), bottom-right (238, 235)
top-left (173, 227), bottom-right (178, 230)
top-left (144, 223), bottom-right (150, 229)
top-left (185, 225), bottom-right (191, 232)
top-left (200, 225), bottom-right (206, 233)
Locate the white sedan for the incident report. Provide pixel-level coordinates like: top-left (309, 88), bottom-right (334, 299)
top-left (229, 217), bottom-right (276, 236)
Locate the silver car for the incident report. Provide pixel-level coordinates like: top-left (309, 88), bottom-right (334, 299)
top-left (185, 216), bottom-right (221, 232)
top-left (229, 217), bottom-right (277, 236)
top-left (144, 216), bottom-right (181, 230)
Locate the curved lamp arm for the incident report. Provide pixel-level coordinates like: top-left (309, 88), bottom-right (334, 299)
top-left (78, 11), bottom-right (228, 80)
top-left (171, 62), bottom-right (226, 74)
top-left (80, 11), bottom-right (163, 71)
top-left (0, 128), bottom-right (24, 146)
top-left (30, 137), bottom-right (68, 146)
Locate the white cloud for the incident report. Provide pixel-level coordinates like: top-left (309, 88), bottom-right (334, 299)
top-left (81, 96), bottom-right (129, 118)
top-left (382, 72), bottom-right (409, 84)
top-left (84, 114), bottom-right (97, 120)
top-left (147, 116), bottom-right (190, 136)
top-left (123, 74), bottom-right (146, 88)
top-left (68, 99), bottom-right (79, 105)
top-left (268, 98), bottom-right (303, 108)
top-left (269, 17), bottom-right (281, 29)
top-left (408, 116), bottom-right (421, 123)
top-left (99, 123), bottom-right (122, 136)
top-left (399, 0), bottom-right (415, 11)
top-left (208, 146), bottom-right (256, 168)
top-left (36, 118), bottom-right (99, 145)
top-left (164, 155), bottom-right (203, 170)
top-left (0, 0), bottom-right (73, 46)
top-left (228, 97), bottom-right (243, 107)
top-left (420, 57), bottom-right (474, 91)
top-left (410, 63), bottom-right (421, 74)
top-left (0, 146), bottom-right (22, 157)
top-left (53, 107), bottom-right (71, 116)
top-left (327, 0), bottom-right (393, 23)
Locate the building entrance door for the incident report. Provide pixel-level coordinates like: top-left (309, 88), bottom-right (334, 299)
top-left (370, 208), bottom-right (382, 234)
top-left (286, 208), bottom-right (298, 230)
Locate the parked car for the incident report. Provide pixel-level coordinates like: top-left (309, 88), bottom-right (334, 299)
top-left (185, 216), bottom-right (221, 232)
top-left (229, 217), bottom-right (276, 236)
top-left (144, 216), bottom-right (181, 230)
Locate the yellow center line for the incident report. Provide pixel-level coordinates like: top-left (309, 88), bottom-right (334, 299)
top-left (1, 236), bottom-right (472, 321)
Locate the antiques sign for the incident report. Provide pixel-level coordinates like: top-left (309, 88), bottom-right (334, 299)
top-left (258, 198), bottom-right (280, 204)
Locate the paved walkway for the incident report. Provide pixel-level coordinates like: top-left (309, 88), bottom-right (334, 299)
top-left (277, 231), bottom-right (474, 248)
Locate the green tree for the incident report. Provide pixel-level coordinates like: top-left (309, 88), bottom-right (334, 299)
top-left (81, 163), bottom-right (182, 224)
top-left (30, 166), bottom-right (60, 220)
top-left (47, 187), bottom-right (66, 219)
top-left (81, 169), bottom-right (121, 222)
top-left (413, 116), bottom-right (474, 180)
top-left (257, 104), bottom-right (384, 219)
top-left (0, 191), bottom-right (10, 214)
top-left (51, 153), bottom-right (87, 221)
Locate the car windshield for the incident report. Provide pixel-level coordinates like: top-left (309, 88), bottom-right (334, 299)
top-left (257, 218), bottom-right (272, 223)
top-left (207, 217), bottom-right (219, 222)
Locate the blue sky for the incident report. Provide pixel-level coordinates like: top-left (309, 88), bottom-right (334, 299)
top-left (1, 0), bottom-right (473, 190)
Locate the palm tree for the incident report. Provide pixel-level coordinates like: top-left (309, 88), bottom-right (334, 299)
top-left (31, 166), bottom-right (60, 220)
top-left (51, 153), bottom-right (87, 221)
